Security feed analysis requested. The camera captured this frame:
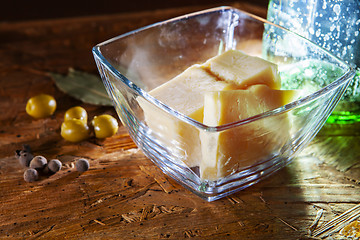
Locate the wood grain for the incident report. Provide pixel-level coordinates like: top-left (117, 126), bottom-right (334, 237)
top-left (1, 3), bottom-right (359, 240)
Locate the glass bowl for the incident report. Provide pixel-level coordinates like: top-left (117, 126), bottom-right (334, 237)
top-left (92, 6), bottom-right (355, 201)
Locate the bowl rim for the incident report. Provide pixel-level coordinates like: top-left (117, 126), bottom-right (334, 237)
top-left (92, 6), bottom-right (356, 132)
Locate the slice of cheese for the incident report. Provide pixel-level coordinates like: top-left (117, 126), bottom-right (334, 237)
top-left (201, 49), bottom-right (281, 89)
top-left (138, 65), bottom-right (239, 167)
top-left (200, 85), bottom-right (299, 180)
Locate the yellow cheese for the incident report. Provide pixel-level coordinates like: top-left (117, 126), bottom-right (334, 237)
top-left (138, 50), bottom-right (286, 173)
top-left (200, 85), bottom-right (299, 180)
top-left (138, 65), bottom-right (238, 167)
top-left (202, 49), bottom-right (281, 89)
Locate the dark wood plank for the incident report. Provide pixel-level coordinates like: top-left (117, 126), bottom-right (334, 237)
top-left (0, 3), bottom-right (359, 240)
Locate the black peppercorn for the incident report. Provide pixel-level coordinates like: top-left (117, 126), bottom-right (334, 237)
top-left (29, 156), bottom-right (47, 171)
top-left (23, 169), bottom-right (39, 182)
top-left (75, 159), bottom-right (90, 172)
top-left (47, 159), bottom-right (62, 173)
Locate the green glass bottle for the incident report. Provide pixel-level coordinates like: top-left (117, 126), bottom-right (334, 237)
top-left (265, 0), bottom-right (360, 176)
top-left (266, 0), bottom-right (360, 126)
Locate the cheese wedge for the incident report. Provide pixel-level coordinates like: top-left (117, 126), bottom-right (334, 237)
top-left (200, 85), bottom-right (299, 180)
top-left (138, 65), bottom-right (238, 167)
top-left (138, 50), bottom-right (284, 171)
top-left (202, 49), bottom-right (281, 89)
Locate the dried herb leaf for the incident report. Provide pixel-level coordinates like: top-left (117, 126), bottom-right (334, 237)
top-left (51, 68), bottom-right (112, 106)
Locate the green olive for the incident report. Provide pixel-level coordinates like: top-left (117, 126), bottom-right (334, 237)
top-left (91, 114), bottom-right (119, 139)
top-left (64, 106), bottom-right (87, 123)
top-left (26, 94), bottom-right (56, 118)
top-left (61, 119), bottom-right (90, 142)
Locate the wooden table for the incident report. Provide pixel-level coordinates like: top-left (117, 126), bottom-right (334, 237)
top-left (1, 3), bottom-right (359, 239)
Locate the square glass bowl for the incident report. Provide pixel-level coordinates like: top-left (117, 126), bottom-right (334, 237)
top-left (93, 7), bottom-right (355, 201)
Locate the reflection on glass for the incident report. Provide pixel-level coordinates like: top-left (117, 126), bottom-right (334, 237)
top-left (265, 0), bottom-right (360, 124)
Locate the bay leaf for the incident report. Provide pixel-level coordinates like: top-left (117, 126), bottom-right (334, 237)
top-left (51, 68), bottom-right (113, 106)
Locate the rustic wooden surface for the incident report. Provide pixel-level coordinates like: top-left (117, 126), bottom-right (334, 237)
top-left (1, 3), bottom-right (360, 239)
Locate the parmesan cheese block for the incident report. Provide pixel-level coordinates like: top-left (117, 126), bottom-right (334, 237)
top-left (138, 65), bottom-right (239, 167)
top-left (202, 49), bottom-right (281, 89)
top-left (138, 49), bottom-right (285, 171)
top-left (200, 85), bottom-right (299, 180)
